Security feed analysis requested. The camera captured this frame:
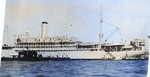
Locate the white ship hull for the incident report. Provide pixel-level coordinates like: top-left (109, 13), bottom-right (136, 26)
top-left (2, 49), bottom-right (146, 60)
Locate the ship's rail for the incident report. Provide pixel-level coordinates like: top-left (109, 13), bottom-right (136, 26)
top-left (14, 47), bottom-right (98, 52)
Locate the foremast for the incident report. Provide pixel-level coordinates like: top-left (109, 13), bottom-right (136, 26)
top-left (98, 4), bottom-right (103, 51)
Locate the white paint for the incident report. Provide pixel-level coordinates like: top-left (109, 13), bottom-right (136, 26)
top-left (41, 22), bottom-right (47, 38)
top-left (2, 50), bottom-right (146, 60)
top-left (0, 0), bottom-right (6, 63)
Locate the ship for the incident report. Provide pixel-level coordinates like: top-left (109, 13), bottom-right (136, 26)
top-left (1, 21), bottom-right (147, 61)
top-left (1, 5), bottom-right (148, 61)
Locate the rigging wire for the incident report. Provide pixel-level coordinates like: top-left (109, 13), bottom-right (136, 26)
top-left (103, 28), bottom-right (117, 34)
top-left (105, 28), bottom-right (118, 41)
top-left (101, 20), bottom-right (123, 42)
top-left (103, 21), bottom-right (119, 29)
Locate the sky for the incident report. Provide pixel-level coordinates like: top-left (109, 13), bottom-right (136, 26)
top-left (2, 0), bottom-right (150, 45)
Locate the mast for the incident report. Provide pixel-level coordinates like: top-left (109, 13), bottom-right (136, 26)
top-left (98, 4), bottom-right (103, 50)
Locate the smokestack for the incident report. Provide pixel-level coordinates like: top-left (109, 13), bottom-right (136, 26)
top-left (41, 22), bottom-right (48, 38)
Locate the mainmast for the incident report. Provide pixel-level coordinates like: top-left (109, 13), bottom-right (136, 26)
top-left (98, 4), bottom-right (103, 50)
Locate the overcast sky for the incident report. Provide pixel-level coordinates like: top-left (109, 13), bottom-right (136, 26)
top-left (3, 0), bottom-right (150, 44)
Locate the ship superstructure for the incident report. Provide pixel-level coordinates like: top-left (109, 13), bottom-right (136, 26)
top-left (14, 22), bottom-right (98, 52)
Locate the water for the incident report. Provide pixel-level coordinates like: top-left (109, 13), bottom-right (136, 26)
top-left (0, 60), bottom-right (148, 77)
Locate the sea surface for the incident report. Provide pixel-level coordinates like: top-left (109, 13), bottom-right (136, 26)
top-left (0, 60), bottom-right (148, 77)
